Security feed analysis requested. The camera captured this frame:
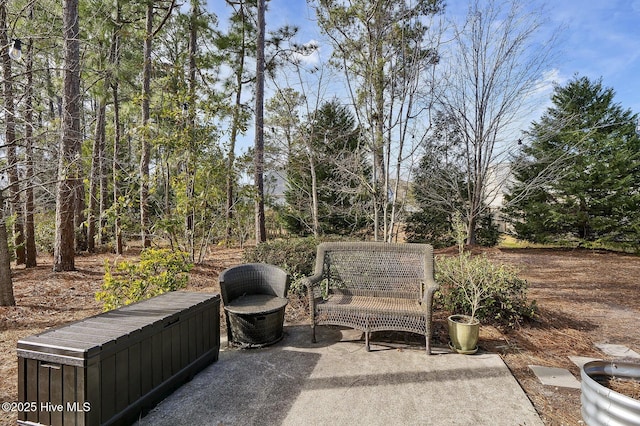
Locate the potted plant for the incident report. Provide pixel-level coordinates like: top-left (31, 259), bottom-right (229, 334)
top-left (444, 256), bottom-right (489, 353)
top-left (439, 213), bottom-right (489, 354)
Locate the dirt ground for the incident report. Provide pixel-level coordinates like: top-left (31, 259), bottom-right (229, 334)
top-left (1, 246), bottom-right (639, 425)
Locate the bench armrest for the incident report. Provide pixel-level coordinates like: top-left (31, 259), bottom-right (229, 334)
top-left (421, 278), bottom-right (440, 304)
top-left (304, 273), bottom-right (325, 318)
top-left (303, 273), bottom-right (325, 297)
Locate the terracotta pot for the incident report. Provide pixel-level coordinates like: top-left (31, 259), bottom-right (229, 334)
top-left (447, 314), bottom-right (479, 354)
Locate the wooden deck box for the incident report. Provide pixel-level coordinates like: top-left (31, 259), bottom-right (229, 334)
top-left (17, 291), bottom-right (220, 426)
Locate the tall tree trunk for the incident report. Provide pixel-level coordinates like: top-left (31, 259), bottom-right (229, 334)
top-left (185, 0), bottom-right (199, 260)
top-left (0, 192), bottom-right (14, 306)
top-left (74, 180), bottom-right (87, 251)
top-left (372, 12), bottom-right (386, 242)
top-left (112, 81), bottom-right (123, 254)
top-left (140, 1), bottom-right (153, 248)
top-left (53, 0), bottom-right (81, 272)
top-left (111, 2), bottom-right (123, 254)
top-left (0, 1), bottom-right (25, 264)
top-left (24, 38), bottom-right (37, 267)
top-left (225, 0), bottom-right (247, 245)
top-left (0, 1), bottom-right (15, 305)
top-left (88, 101), bottom-right (106, 252)
top-left (45, 65), bottom-right (56, 120)
top-left (99, 129), bottom-right (109, 246)
top-left (225, 121), bottom-right (237, 244)
top-left (254, 0), bottom-right (267, 244)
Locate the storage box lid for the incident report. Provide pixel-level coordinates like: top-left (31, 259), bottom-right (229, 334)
top-left (17, 291), bottom-right (219, 365)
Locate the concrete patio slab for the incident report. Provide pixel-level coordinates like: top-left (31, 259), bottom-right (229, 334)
top-left (137, 325), bottom-right (542, 426)
top-left (528, 365), bottom-right (581, 389)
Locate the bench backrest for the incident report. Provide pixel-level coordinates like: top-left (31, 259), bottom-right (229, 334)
top-left (315, 242), bottom-right (434, 299)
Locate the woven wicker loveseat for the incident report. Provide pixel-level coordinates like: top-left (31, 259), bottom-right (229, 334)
top-left (304, 242), bottom-right (438, 354)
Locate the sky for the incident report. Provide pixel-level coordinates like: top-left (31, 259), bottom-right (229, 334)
top-left (208, 0), bottom-right (640, 148)
top-left (542, 0), bottom-right (640, 113)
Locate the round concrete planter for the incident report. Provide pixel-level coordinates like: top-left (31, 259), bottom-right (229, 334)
top-left (447, 314), bottom-right (479, 354)
top-left (581, 360), bottom-right (640, 425)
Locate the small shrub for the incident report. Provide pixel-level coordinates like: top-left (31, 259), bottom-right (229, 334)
top-left (34, 213), bottom-right (56, 255)
top-left (96, 248), bottom-right (193, 311)
top-left (436, 253), bottom-right (536, 328)
top-left (244, 237), bottom-right (319, 295)
top-left (4, 215), bottom-right (16, 260)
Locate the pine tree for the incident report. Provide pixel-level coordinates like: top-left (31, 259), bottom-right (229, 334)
top-left (281, 100), bottom-right (367, 236)
top-left (505, 76), bottom-right (640, 245)
top-left (53, 0), bottom-right (82, 272)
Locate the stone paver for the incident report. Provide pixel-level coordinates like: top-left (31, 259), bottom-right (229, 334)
top-left (568, 356), bottom-right (601, 369)
top-left (595, 343), bottom-right (640, 359)
top-left (532, 343), bottom-right (640, 391)
top-left (528, 365), bottom-right (581, 389)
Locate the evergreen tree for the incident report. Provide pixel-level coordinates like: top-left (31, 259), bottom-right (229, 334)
top-left (53, 0), bottom-right (82, 272)
top-left (504, 76), bottom-right (640, 245)
top-left (283, 100), bottom-right (368, 236)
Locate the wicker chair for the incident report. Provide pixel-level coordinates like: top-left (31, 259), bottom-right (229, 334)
top-left (304, 242), bottom-right (438, 354)
top-left (219, 263), bottom-right (290, 347)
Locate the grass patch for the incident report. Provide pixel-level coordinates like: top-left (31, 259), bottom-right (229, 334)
top-left (498, 234), bottom-right (640, 254)
top-left (497, 235), bottom-right (557, 249)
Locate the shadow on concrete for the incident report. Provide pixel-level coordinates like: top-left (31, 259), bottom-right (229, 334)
top-left (286, 324), bottom-right (430, 352)
top-left (301, 365), bottom-right (511, 391)
top-left (136, 347), bottom-right (322, 425)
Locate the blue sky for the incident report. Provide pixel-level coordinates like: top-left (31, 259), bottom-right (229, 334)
top-left (209, 0), bottom-right (640, 147)
top-left (544, 0), bottom-right (640, 113)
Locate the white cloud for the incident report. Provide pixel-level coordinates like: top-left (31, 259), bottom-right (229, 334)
top-left (289, 40), bottom-right (321, 67)
top-left (532, 68), bottom-right (563, 96)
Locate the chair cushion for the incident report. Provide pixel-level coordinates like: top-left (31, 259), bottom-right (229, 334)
top-left (224, 294), bottom-right (288, 315)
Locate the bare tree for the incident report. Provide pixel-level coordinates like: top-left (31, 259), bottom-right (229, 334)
top-left (436, 0), bottom-right (556, 244)
top-left (53, 0), bottom-right (82, 272)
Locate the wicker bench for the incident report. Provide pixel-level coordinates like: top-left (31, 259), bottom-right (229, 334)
top-left (304, 242), bottom-right (438, 354)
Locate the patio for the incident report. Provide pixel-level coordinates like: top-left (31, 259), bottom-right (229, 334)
top-left (136, 325), bottom-right (542, 425)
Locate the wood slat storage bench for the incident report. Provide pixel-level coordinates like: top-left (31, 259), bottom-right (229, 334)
top-left (304, 242), bottom-right (438, 354)
top-left (17, 291), bottom-right (220, 426)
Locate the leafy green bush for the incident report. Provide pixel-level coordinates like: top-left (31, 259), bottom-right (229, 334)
top-left (244, 237), bottom-right (320, 295)
top-left (96, 248), bottom-right (193, 311)
top-left (34, 213), bottom-right (56, 255)
top-left (436, 253), bottom-right (536, 328)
